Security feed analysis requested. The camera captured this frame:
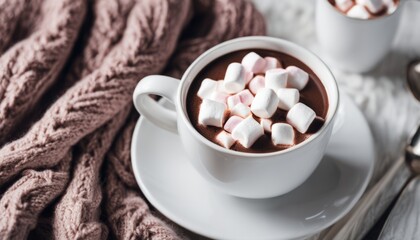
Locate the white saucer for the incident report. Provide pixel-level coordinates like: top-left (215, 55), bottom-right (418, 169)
top-left (131, 93), bottom-right (374, 240)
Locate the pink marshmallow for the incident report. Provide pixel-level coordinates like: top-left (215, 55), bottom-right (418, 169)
top-left (241, 52), bottom-right (267, 73)
top-left (237, 89), bottom-right (254, 106)
top-left (335, 0), bottom-right (354, 12)
top-left (249, 75), bottom-right (265, 95)
top-left (264, 57), bottom-right (282, 72)
top-left (227, 94), bottom-right (242, 110)
top-left (245, 71), bottom-right (254, 84)
top-left (224, 116), bottom-right (244, 133)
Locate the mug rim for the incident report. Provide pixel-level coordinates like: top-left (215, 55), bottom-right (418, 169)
top-left (177, 36), bottom-right (339, 158)
top-left (321, 0), bottom-right (402, 22)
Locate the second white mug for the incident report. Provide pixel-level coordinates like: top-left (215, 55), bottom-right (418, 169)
top-left (315, 0), bottom-right (417, 73)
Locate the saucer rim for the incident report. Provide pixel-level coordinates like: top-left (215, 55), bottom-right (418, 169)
top-left (131, 93), bottom-right (375, 240)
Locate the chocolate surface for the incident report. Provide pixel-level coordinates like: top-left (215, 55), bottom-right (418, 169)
top-left (186, 49), bottom-right (329, 153)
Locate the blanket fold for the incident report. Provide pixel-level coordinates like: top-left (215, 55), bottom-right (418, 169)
top-left (0, 0), bottom-right (87, 146)
top-left (0, 0), bottom-right (265, 239)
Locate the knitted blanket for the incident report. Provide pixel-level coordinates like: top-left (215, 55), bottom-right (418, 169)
top-left (0, 0), bottom-right (265, 239)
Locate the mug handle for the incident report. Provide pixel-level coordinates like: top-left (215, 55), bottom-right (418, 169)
top-left (133, 75), bottom-right (179, 134)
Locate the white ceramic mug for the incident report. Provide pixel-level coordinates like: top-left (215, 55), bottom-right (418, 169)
top-left (133, 37), bottom-right (339, 199)
top-left (316, 0), bottom-right (419, 73)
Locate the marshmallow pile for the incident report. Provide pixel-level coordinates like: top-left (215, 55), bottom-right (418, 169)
top-left (334, 0), bottom-right (398, 19)
top-left (197, 52), bottom-right (319, 150)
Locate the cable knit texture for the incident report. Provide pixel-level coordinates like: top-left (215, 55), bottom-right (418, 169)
top-left (0, 152), bottom-right (72, 239)
top-left (0, 0), bottom-right (86, 145)
top-left (0, 0), bottom-right (266, 239)
top-left (53, 106), bottom-right (130, 240)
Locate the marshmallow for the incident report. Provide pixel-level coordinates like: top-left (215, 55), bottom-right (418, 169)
top-left (264, 57), bottom-right (282, 72)
top-left (251, 88), bottom-right (279, 118)
top-left (414, 138), bottom-right (420, 156)
top-left (260, 118), bottom-right (272, 133)
top-left (227, 94), bottom-right (242, 110)
top-left (265, 68), bottom-right (288, 91)
top-left (224, 63), bottom-right (246, 94)
top-left (198, 99), bottom-right (227, 127)
top-left (227, 89), bottom-right (254, 110)
top-left (272, 123), bottom-right (295, 145)
top-left (232, 116), bottom-right (264, 148)
top-left (231, 103), bottom-right (251, 118)
top-left (356, 0), bottom-right (383, 14)
top-left (209, 91), bottom-right (229, 105)
top-left (249, 75), bottom-right (265, 95)
top-left (335, 0), bottom-right (354, 12)
top-left (384, 0), bottom-right (397, 14)
top-left (224, 116), bottom-right (243, 133)
top-left (286, 103), bottom-right (316, 133)
top-left (217, 80), bottom-right (228, 93)
top-left (347, 5), bottom-right (370, 19)
top-left (197, 78), bottom-right (217, 99)
top-left (386, 3), bottom-right (397, 14)
top-left (276, 88), bottom-right (300, 111)
top-left (216, 131), bottom-right (236, 149)
top-left (241, 52), bottom-right (266, 73)
top-left (245, 71), bottom-right (254, 84)
top-left (415, 62), bottom-right (420, 74)
top-left (286, 66), bottom-right (309, 90)
top-left (237, 89), bottom-right (254, 106)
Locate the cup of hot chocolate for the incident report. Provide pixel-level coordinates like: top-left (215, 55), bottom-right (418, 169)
top-left (133, 37), bottom-right (339, 198)
top-left (316, 0), bottom-right (420, 73)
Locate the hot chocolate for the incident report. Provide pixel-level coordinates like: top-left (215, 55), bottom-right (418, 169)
top-left (186, 49), bottom-right (328, 153)
top-left (329, 0), bottom-right (399, 19)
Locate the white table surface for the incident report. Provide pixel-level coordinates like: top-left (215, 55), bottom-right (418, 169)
top-left (186, 0), bottom-right (420, 238)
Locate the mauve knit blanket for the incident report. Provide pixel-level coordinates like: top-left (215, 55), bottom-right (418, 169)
top-left (0, 0), bottom-right (265, 239)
